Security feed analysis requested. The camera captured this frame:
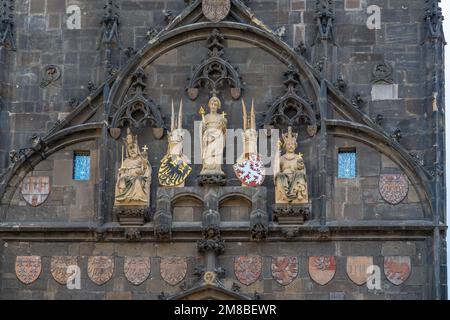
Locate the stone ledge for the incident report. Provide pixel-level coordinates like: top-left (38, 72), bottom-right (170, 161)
top-left (272, 204), bottom-right (310, 225)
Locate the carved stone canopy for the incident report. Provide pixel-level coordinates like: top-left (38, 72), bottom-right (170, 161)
top-left (110, 68), bottom-right (165, 133)
top-left (264, 66), bottom-right (319, 136)
top-left (187, 28), bottom-right (243, 99)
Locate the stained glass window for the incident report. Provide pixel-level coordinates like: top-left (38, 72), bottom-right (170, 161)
top-left (73, 152), bottom-right (90, 181)
top-left (338, 150), bottom-right (356, 179)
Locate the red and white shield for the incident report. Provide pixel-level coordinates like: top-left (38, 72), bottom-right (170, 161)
top-left (234, 256), bottom-right (262, 286)
top-left (233, 154), bottom-right (265, 187)
top-left (384, 256), bottom-right (411, 285)
top-left (309, 256), bottom-right (336, 286)
top-left (379, 174), bottom-right (409, 205)
top-left (271, 256), bottom-right (298, 286)
top-left (21, 176), bottom-right (50, 207)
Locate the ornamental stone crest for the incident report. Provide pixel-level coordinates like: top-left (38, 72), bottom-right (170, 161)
top-left (379, 174), bottom-right (409, 205)
top-left (160, 257), bottom-right (187, 286)
top-left (51, 256), bottom-right (78, 285)
top-left (15, 256), bottom-right (42, 285)
top-left (271, 256), bottom-right (298, 286)
top-left (384, 256), bottom-right (411, 285)
top-left (372, 62), bottom-right (394, 84)
top-left (234, 256), bottom-right (262, 286)
top-left (124, 257), bottom-right (151, 286)
top-left (308, 256), bottom-right (336, 285)
top-left (202, 0), bottom-right (231, 23)
top-left (87, 256), bottom-right (114, 285)
top-left (21, 176), bottom-right (50, 207)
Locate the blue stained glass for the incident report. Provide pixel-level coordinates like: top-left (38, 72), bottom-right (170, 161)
top-left (73, 153), bottom-right (91, 181)
top-left (338, 151), bottom-right (356, 179)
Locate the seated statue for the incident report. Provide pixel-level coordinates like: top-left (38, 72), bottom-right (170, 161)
top-left (274, 127), bottom-right (308, 204)
top-left (115, 129), bottom-right (152, 206)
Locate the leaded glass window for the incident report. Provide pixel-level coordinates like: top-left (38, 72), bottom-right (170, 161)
top-left (73, 151), bottom-right (91, 181)
top-left (338, 150), bottom-right (356, 179)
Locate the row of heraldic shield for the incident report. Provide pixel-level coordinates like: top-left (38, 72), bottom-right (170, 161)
top-left (15, 255), bottom-right (412, 287)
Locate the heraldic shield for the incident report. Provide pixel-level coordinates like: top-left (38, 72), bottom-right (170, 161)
top-left (384, 256), bottom-right (411, 285)
top-left (233, 154), bottom-right (265, 187)
top-left (160, 257), bottom-right (187, 286)
top-left (202, 0), bottom-right (231, 23)
top-left (158, 154), bottom-right (192, 187)
top-left (234, 256), bottom-right (262, 286)
top-left (51, 256), bottom-right (78, 285)
top-left (21, 176), bottom-right (50, 207)
top-left (346, 256), bottom-right (373, 285)
top-left (308, 256), bottom-right (336, 286)
top-left (15, 256), bottom-right (42, 285)
top-left (379, 174), bottom-right (409, 205)
top-left (271, 256), bottom-right (298, 286)
top-left (87, 256), bottom-right (114, 285)
top-left (124, 257), bottom-right (151, 286)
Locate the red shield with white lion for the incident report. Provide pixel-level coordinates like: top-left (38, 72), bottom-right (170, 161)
top-left (233, 154), bottom-right (265, 187)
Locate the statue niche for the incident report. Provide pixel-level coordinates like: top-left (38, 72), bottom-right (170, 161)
top-left (158, 100), bottom-right (192, 187)
top-left (114, 129), bottom-right (151, 225)
top-left (198, 96), bottom-right (227, 186)
top-left (274, 127), bottom-right (308, 204)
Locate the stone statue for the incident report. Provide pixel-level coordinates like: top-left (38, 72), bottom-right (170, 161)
top-left (274, 127), bottom-right (308, 204)
top-left (158, 99), bottom-right (192, 187)
top-left (115, 129), bottom-right (152, 206)
top-left (199, 96), bottom-right (227, 177)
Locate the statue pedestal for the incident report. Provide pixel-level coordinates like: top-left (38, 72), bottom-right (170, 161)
top-left (273, 204), bottom-right (310, 225)
top-left (198, 173), bottom-right (226, 186)
top-left (114, 206), bottom-right (147, 226)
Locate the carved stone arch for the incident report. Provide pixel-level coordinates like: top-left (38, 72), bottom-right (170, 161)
top-left (171, 193), bottom-right (205, 207)
top-left (186, 28), bottom-right (243, 100)
top-left (327, 120), bottom-right (433, 218)
top-left (168, 284), bottom-right (252, 300)
top-left (264, 65), bottom-right (319, 136)
top-left (0, 123), bottom-right (103, 219)
top-left (109, 68), bottom-right (165, 133)
top-left (107, 22), bottom-right (322, 117)
top-left (218, 193), bottom-right (252, 206)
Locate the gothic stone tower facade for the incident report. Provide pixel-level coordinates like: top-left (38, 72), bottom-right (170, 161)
top-left (0, 0), bottom-right (446, 300)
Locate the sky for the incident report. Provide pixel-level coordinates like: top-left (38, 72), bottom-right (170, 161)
top-left (443, 2), bottom-right (450, 298)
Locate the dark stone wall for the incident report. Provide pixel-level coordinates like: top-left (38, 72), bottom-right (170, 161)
top-left (5, 141), bottom-right (99, 223)
top-left (0, 0), bottom-right (444, 300)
